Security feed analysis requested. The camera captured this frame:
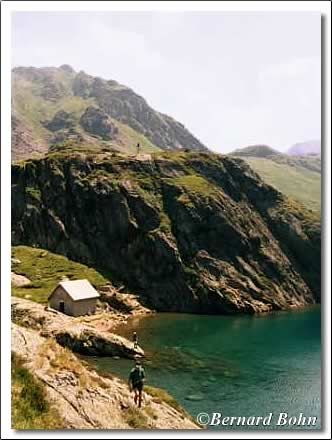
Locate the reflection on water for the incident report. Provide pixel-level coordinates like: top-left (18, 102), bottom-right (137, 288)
top-left (84, 306), bottom-right (321, 430)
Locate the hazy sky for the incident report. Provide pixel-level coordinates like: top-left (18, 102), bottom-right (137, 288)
top-left (12, 11), bottom-right (321, 153)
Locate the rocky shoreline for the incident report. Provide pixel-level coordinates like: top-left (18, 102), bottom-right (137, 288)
top-left (12, 322), bottom-right (199, 429)
top-left (12, 296), bottom-right (145, 359)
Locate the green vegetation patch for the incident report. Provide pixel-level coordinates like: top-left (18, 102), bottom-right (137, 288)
top-left (25, 186), bottom-right (42, 201)
top-left (113, 120), bottom-right (161, 154)
top-left (167, 175), bottom-right (220, 205)
top-left (11, 245), bottom-right (109, 304)
top-left (11, 353), bottom-right (64, 429)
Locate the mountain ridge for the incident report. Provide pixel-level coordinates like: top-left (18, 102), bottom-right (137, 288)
top-left (12, 65), bottom-right (207, 160)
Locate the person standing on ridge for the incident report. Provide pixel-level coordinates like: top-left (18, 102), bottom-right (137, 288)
top-left (136, 142), bottom-right (140, 155)
top-left (133, 331), bottom-right (138, 349)
top-left (128, 359), bottom-right (146, 408)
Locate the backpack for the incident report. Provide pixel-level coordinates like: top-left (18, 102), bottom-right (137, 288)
top-left (130, 366), bottom-right (145, 385)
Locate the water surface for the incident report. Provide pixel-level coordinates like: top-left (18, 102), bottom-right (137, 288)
top-left (85, 307), bottom-right (321, 430)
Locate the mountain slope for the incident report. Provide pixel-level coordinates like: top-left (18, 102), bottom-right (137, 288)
top-left (229, 145), bottom-right (321, 212)
top-left (12, 149), bottom-right (320, 314)
top-left (12, 65), bottom-right (207, 160)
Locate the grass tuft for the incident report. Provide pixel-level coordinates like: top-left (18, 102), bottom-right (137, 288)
top-left (11, 353), bottom-right (64, 429)
top-left (123, 406), bottom-right (150, 429)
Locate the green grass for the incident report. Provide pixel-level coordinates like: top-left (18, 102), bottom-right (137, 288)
top-left (11, 353), bottom-right (64, 429)
top-left (11, 245), bottom-right (109, 304)
top-left (245, 157), bottom-right (321, 212)
top-left (167, 175), bottom-right (219, 204)
top-left (112, 121), bottom-right (161, 154)
top-left (25, 186), bottom-right (42, 201)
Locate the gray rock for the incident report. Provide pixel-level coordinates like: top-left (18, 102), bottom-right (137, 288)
top-left (185, 393), bottom-right (205, 402)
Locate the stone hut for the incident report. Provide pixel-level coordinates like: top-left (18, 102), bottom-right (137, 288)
top-left (48, 279), bottom-right (100, 317)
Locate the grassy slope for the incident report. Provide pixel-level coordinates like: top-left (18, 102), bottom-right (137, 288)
top-left (244, 157), bottom-right (321, 212)
top-left (112, 120), bottom-right (160, 153)
top-left (12, 246), bottom-right (109, 304)
top-left (11, 353), bottom-right (64, 429)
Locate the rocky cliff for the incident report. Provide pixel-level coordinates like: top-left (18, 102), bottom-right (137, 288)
top-left (12, 149), bottom-right (320, 314)
top-left (12, 65), bottom-right (207, 160)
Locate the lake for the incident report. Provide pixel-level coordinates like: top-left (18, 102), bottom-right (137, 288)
top-left (85, 306), bottom-right (321, 430)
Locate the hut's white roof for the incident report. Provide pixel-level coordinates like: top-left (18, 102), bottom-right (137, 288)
top-left (51, 279), bottom-right (100, 301)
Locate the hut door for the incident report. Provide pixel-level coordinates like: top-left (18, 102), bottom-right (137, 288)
top-left (59, 301), bottom-right (65, 313)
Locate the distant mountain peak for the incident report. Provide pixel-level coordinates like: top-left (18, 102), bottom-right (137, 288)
top-left (287, 140), bottom-right (321, 156)
top-left (229, 144), bottom-right (281, 158)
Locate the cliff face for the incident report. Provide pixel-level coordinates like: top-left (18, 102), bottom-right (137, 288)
top-left (12, 66), bottom-right (207, 160)
top-left (12, 150), bottom-right (320, 314)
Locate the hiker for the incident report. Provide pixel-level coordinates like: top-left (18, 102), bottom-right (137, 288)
top-left (136, 142), bottom-right (140, 155)
top-left (133, 331), bottom-right (138, 349)
top-left (128, 359), bottom-right (146, 408)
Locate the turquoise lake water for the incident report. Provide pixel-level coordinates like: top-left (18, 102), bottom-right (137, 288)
top-left (86, 306), bottom-right (321, 430)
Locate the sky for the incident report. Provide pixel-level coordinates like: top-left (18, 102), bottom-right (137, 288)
top-left (11, 11), bottom-right (321, 153)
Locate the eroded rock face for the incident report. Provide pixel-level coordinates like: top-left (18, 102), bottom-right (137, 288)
top-left (11, 151), bottom-right (320, 314)
top-left (11, 114), bottom-right (45, 161)
top-left (43, 110), bottom-right (76, 132)
top-left (80, 106), bottom-right (118, 139)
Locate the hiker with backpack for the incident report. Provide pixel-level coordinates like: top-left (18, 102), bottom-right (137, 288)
top-left (128, 359), bottom-right (146, 408)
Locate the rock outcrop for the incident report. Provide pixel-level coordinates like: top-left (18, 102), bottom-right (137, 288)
top-left (79, 106), bottom-right (118, 139)
top-left (11, 272), bottom-right (31, 287)
top-left (43, 110), bottom-right (76, 132)
top-left (11, 114), bottom-right (45, 161)
top-left (11, 297), bottom-right (144, 358)
top-left (11, 150), bottom-right (320, 314)
top-left (12, 323), bottom-right (198, 429)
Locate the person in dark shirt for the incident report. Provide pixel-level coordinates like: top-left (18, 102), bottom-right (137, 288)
top-left (128, 360), bottom-right (146, 408)
top-left (133, 331), bottom-right (138, 349)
